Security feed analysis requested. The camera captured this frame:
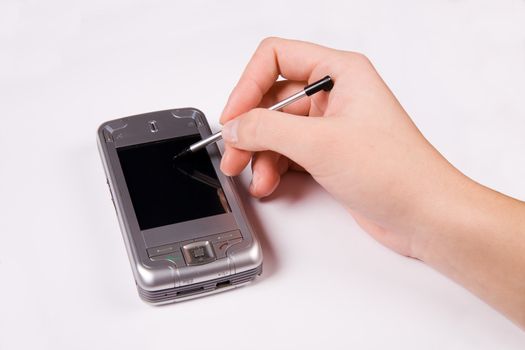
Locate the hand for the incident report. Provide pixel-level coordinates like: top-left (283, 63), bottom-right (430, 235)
top-left (219, 37), bottom-right (460, 258)
top-left (219, 38), bottom-right (525, 329)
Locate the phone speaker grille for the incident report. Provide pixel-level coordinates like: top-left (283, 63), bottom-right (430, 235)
top-left (136, 265), bottom-right (262, 303)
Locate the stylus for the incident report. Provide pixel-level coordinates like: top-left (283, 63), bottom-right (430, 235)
top-left (173, 75), bottom-right (334, 160)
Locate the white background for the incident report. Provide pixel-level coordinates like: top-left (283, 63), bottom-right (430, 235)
top-left (1, 0), bottom-right (524, 349)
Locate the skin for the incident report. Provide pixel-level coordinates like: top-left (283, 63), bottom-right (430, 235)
top-left (219, 37), bottom-right (525, 329)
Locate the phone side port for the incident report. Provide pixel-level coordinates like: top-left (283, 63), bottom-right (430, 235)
top-left (215, 280), bottom-right (232, 289)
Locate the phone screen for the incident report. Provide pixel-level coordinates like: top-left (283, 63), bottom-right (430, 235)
top-left (117, 135), bottom-right (231, 230)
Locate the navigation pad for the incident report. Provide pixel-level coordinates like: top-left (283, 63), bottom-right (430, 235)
top-left (182, 241), bottom-right (215, 265)
top-left (147, 230), bottom-right (243, 267)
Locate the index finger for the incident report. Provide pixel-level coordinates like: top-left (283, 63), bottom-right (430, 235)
top-left (220, 37), bottom-right (335, 124)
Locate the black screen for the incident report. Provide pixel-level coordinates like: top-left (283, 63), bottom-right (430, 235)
top-left (117, 135), bottom-right (230, 230)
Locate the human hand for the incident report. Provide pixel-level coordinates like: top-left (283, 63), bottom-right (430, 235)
top-left (219, 37), bottom-right (525, 328)
top-left (219, 37), bottom-right (461, 258)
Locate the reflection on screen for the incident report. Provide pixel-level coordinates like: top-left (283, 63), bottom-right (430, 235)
top-left (117, 135), bottom-right (230, 230)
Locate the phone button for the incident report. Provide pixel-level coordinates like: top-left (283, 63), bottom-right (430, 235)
top-left (213, 238), bottom-right (243, 258)
top-left (149, 250), bottom-right (186, 266)
top-left (209, 230), bottom-right (242, 243)
top-left (147, 244), bottom-right (178, 257)
top-left (182, 241), bottom-right (216, 266)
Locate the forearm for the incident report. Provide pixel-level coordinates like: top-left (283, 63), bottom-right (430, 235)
top-left (415, 175), bottom-right (525, 329)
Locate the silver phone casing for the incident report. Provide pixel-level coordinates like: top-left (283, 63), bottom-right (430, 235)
top-left (97, 108), bottom-right (263, 303)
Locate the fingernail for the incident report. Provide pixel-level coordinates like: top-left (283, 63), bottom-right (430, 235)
top-left (268, 176), bottom-right (280, 195)
top-left (222, 119), bottom-right (239, 143)
top-left (220, 150), bottom-right (233, 176)
top-left (220, 96), bottom-right (231, 115)
top-left (219, 107), bottom-right (230, 125)
top-left (250, 170), bottom-right (261, 194)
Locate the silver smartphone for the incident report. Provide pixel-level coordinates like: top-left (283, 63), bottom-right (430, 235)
top-left (97, 108), bottom-right (263, 304)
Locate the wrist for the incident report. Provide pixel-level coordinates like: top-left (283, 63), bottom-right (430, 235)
top-left (405, 168), bottom-right (480, 262)
top-left (412, 172), bottom-right (525, 271)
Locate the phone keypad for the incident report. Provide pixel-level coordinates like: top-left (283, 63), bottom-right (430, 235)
top-left (146, 230), bottom-right (243, 266)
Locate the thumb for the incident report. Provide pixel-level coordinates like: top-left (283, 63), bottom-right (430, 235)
top-left (221, 108), bottom-right (329, 169)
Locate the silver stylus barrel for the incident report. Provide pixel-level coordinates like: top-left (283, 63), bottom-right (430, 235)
top-left (187, 75), bottom-right (333, 154)
top-left (189, 131), bottom-right (223, 152)
top-left (190, 89), bottom-right (307, 153)
top-left (267, 89), bottom-right (306, 111)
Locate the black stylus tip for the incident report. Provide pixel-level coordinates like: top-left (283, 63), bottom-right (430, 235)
top-left (173, 147), bottom-right (191, 161)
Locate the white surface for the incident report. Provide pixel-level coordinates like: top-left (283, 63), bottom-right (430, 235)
top-left (1, 0), bottom-right (524, 349)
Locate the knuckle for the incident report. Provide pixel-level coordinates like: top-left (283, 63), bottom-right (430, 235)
top-left (242, 108), bottom-right (269, 150)
top-left (251, 109), bottom-right (267, 148)
top-left (240, 109), bottom-right (261, 145)
top-left (334, 51), bottom-right (373, 73)
top-left (350, 51), bottom-right (372, 65)
top-left (259, 36), bottom-right (279, 49)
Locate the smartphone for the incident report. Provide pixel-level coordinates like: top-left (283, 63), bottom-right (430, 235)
top-left (97, 108), bottom-right (262, 304)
